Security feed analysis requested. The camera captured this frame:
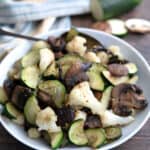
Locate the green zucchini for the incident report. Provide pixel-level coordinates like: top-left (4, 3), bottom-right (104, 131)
top-left (66, 28), bottom-right (78, 42)
top-left (31, 41), bottom-right (50, 51)
top-left (21, 50), bottom-right (40, 68)
top-left (68, 119), bottom-right (88, 146)
top-left (21, 66), bottom-right (40, 89)
top-left (87, 71), bottom-right (104, 91)
top-left (49, 130), bottom-right (64, 149)
top-left (0, 87), bottom-right (8, 104)
top-left (27, 128), bottom-right (41, 139)
top-left (44, 62), bottom-right (58, 78)
top-left (105, 126), bottom-right (122, 140)
top-left (85, 128), bottom-right (106, 148)
top-left (89, 63), bottom-right (106, 73)
top-left (102, 70), bottom-right (129, 85)
top-left (57, 54), bottom-right (84, 66)
top-left (24, 96), bottom-right (40, 125)
top-left (125, 63), bottom-right (138, 74)
top-left (101, 86), bottom-right (113, 109)
top-left (2, 102), bottom-right (24, 125)
top-left (91, 0), bottom-right (142, 20)
top-left (2, 102), bottom-right (22, 119)
top-left (107, 19), bottom-right (128, 37)
top-left (38, 80), bottom-right (66, 108)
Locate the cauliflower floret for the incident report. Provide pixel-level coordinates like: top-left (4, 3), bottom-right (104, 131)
top-left (39, 48), bottom-right (54, 72)
top-left (74, 110), bottom-right (87, 121)
top-left (101, 110), bottom-right (134, 127)
top-left (108, 45), bottom-right (123, 59)
top-left (36, 107), bottom-right (61, 132)
top-left (68, 82), bottom-right (105, 116)
top-left (97, 52), bottom-right (108, 64)
top-left (84, 52), bottom-right (100, 63)
top-left (66, 36), bottom-right (87, 56)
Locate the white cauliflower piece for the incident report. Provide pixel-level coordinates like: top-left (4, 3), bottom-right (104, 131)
top-left (108, 45), bottom-right (123, 59)
top-left (74, 110), bottom-right (87, 121)
top-left (84, 52), bottom-right (100, 63)
top-left (97, 52), bottom-right (108, 64)
top-left (36, 107), bottom-right (61, 132)
top-left (39, 48), bottom-right (54, 72)
top-left (101, 110), bottom-right (134, 127)
top-left (66, 36), bottom-right (87, 56)
top-left (68, 82), bottom-right (105, 116)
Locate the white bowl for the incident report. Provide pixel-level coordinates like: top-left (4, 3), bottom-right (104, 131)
top-left (0, 28), bottom-right (149, 150)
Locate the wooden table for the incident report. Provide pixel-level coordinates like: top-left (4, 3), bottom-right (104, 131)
top-left (0, 0), bottom-right (149, 149)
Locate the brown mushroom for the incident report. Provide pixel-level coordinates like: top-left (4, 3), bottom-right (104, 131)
top-left (108, 63), bottom-right (129, 77)
top-left (84, 114), bottom-right (102, 129)
top-left (47, 36), bottom-right (66, 52)
top-left (11, 85), bottom-right (32, 110)
top-left (37, 90), bottom-right (55, 108)
top-left (56, 106), bottom-right (75, 128)
top-left (4, 79), bottom-right (22, 98)
top-left (111, 83), bottom-right (148, 116)
top-left (64, 62), bottom-right (91, 90)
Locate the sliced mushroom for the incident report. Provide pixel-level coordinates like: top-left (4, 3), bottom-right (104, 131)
top-left (108, 55), bottom-right (128, 65)
top-left (93, 91), bottom-right (103, 100)
top-left (64, 62), bottom-right (91, 90)
top-left (47, 36), bottom-right (66, 52)
top-left (92, 22), bottom-right (112, 34)
top-left (4, 79), bottom-right (22, 98)
top-left (37, 90), bottom-right (55, 108)
top-left (55, 106), bottom-right (75, 128)
top-left (111, 83), bottom-right (148, 116)
top-left (108, 64), bottom-right (128, 77)
top-left (84, 114), bottom-right (102, 129)
top-left (11, 85), bottom-right (32, 110)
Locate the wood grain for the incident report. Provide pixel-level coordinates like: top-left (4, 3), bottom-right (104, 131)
top-left (0, 0), bottom-right (149, 149)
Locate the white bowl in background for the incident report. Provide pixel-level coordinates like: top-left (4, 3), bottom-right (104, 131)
top-left (0, 28), bottom-right (149, 150)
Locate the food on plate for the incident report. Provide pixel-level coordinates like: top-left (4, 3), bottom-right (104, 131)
top-left (0, 28), bottom-right (148, 149)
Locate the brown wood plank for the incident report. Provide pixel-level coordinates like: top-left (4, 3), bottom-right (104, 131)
top-left (0, 0), bottom-right (150, 149)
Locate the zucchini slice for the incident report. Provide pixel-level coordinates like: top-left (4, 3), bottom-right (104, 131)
top-left (44, 62), bottom-right (58, 78)
top-left (2, 102), bottom-right (22, 119)
top-left (31, 41), bottom-right (50, 51)
top-left (125, 63), bottom-right (138, 74)
top-left (2, 102), bottom-right (24, 125)
top-left (57, 54), bottom-right (83, 66)
top-left (101, 86), bottom-right (113, 109)
top-left (87, 71), bottom-right (104, 91)
top-left (0, 87), bottom-right (8, 104)
top-left (24, 96), bottom-right (40, 125)
top-left (107, 19), bottom-right (128, 37)
top-left (85, 128), bottom-right (106, 148)
top-left (105, 126), bottom-right (122, 140)
top-left (102, 70), bottom-right (129, 85)
top-left (38, 80), bottom-right (66, 108)
top-left (68, 119), bottom-right (88, 146)
top-left (49, 130), bottom-right (64, 149)
top-left (21, 66), bottom-right (40, 89)
top-left (66, 28), bottom-right (78, 42)
top-left (21, 50), bottom-right (40, 68)
top-left (89, 63), bottom-right (106, 73)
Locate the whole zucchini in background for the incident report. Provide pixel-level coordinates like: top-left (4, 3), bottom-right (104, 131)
top-left (91, 0), bottom-right (142, 20)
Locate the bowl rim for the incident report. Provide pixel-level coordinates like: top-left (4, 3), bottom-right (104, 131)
top-left (0, 27), bottom-right (150, 150)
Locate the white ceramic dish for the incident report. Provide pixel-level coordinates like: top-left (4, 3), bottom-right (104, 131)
top-left (0, 28), bottom-right (149, 150)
